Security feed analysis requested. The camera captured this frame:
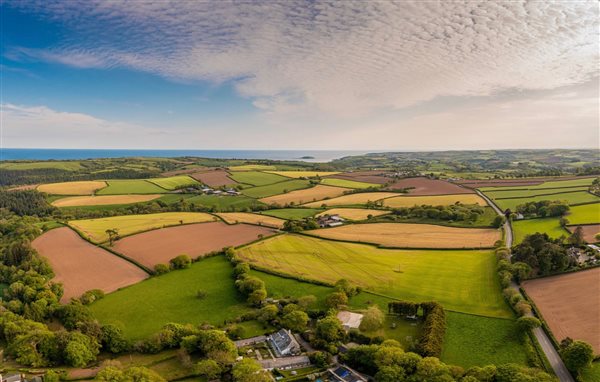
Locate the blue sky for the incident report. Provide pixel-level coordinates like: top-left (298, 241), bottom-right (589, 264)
top-left (1, 1), bottom-right (598, 150)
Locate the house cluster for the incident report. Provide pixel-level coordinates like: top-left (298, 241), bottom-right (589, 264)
top-left (317, 214), bottom-right (345, 228)
top-left (198, 186), bottom-right (240, 196)
top-left (567, 247), bottom-right (594, 265)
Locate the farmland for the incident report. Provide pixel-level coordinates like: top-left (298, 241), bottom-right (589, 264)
top-left (37, 180), bottom-right (107, 195)
top-left (567, 224), bottom-right (600, 243)
top-left (236, 234), bottom-right (511, 318)
top-left (0, 161), bottom-right (83, 171)
top-left (316, 208), bottom-right (390, 220)
top-left (566, 203), bottom-right (600, 225)
top-left (96, 179), bottom-right (168, 195)
top-left (327, 171), bottom-right (390, 184)
top-left (265, 171), bottom-right (340, 178)
top-left (189, 169), bottom-right (236, 186)
top-left (512, 218), bottom-right (569, 244)
top-left (490, 191), bottom-right (599, 211)
top-left (387, 177), bottom-right (474, 195)
top-left (228, 164), bottom-right (277, 171)
top-left (32, 227), bottom-right (148, 302)
top-left (112, 222), bottom-right (275, 268)
top-left (383, 194), bottom-right (487, 208)
top-left (229, 171), bottom-right (288, 186)
top-left (320, 178), bottom-right (380, 189)
top-left (479, 177), bottom-right (596, 192)
top-left (69, 212), bottom-right (216, 243)
top-left (261, 185), bottom-right (351, 205)
top-left (216, 212), bottom-right (285, 228)
top-left (259, 208), bottom-right (323, 220)
top-left (184, 194), bottom-right (261, 210)
top-left (147, 175), bottom-right (200, 190)
top-left (241, 179), bottom-right (311, 198)
top-left (483, 187), bottom-right (590, 199)
top-left (51, 194), bottom-right (161, 207)
top-left (305, 222), bottom-right (501, 248)
top-left (523, 268), bottom-right (600, 353)
top-left (302, 192), bottom-right (399, 207)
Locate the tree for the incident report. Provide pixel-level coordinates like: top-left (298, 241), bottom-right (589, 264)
top-left (375, 365), bottom-right (407, 382)
top-left (335, 279), bottom-right (359, 297)
top-left (359, 306), bottom-right (385, 332)
top-left (101, 324), bottom-right (130, 353)
top-left (316, 315), bottom-right (345, 343)
top-left (326, 292), bottom-right (348, 309)
top-left (63, 332), bottom-right (100, 367)
top-left (247, 288), bottom-right (267, 306)
top-left (492, 215), bottom-right (505, 228)
top-left (154, 263), bottom-right (170, 274)
top-left (258, 304), bottom-right (279, 323)
top-left (516, 316), bottom-right (541, 333)
top-left (297, 295), bottom-right (317, 310)
top-left (232, 358), bottom-right (271, 382)
top-left (560, 340), bottom-right (594, 373)
top-left (195, 359), bottom-right (222, 379)
top-left (281, 310), bottom-right (309, 332)
top-left (568, 226), bottom-right (585, 246)
top-left (169, 254), bottom-right (192, 269)
top-left (105, 229), bottom-right (120, 246)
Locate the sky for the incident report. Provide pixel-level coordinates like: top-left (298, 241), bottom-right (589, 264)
top-left (1, 0), bottom-right (598, 150)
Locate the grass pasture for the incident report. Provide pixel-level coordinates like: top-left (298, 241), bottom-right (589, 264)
top-left (259, 208), bottom-right (323, 220)
top-left (320, 178), bottom-right (380, 189)
top-left (480, 177), bottom-right (596, 192)
top-left (512, 218), bottom-right (569, 244)
top-left (266, 171), bottom-right (340, 178)
top-left (51, 194), bottom-right (162, 207)
top-left (37, 181), bottom-right (107, 195)
top-left (566, 203), bottom-right (600, 225)
top-left (261, 185), bottom-right (352, 206)
top-left (184, 194), bottom-right (262, 210)
top-left (306, 223), bottom-right (501, 249)
top-left (491, 191), bottom-right (599, 211)
top-left (302, 192), bottom-right (399, 207)
top-left (69, 212), bottom-right (216, 243)
top-left (241, 179), bottom-right (311, 198)
top-left (0, 161), bottom-right (82, 171)
top-left (483, 187), bottom-right (590, 199)
top-left (96, 179), bottom-right (168, 195)
top-left (217, 212), bottom-right (285, 228)
top-left (236, 234), bottom-right (511, 318)
top-left (147, 175), bottom-right (200, 190)
top-left (317, 208), bottom-right (390, 220)
top-left (383, 194), bottom-right (488, 208)
top-left (228, 164), bottom-right (277, 171)
top-left (229, 171), bottom-right (288, 186)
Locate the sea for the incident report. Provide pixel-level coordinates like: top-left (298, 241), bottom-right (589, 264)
top-left (0, 148), bottom-right (376, 163)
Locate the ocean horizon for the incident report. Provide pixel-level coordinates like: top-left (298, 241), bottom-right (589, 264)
top-left (0, 148), bottom-right (377, 163)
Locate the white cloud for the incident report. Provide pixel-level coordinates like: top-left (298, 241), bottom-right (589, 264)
top-left (7, 1), bottom-right (599, 117)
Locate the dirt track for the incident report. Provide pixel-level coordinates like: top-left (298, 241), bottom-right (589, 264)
top-left (190, 170), bottom-right (237, 186)
top-left (386, 177), bottom-right (473, 195)
top-left (523, 268), bottom-right (600, 354)
top-left (32, 227), bottom-right (148, 302)
top-left (112, 222), bottom-right (275, 267)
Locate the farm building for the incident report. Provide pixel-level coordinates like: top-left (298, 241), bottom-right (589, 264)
top-left (267, 329), bottom-right (301, 357)
top-left (317, 214), bottom-right (345, 228)
top-left (337, 311), bottom-right (363, 330)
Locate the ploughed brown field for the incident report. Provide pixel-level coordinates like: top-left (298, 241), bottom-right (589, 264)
top-left (567, 224), bottom-right (600, 243)
top-left (327, 171), bottom-right (390, 184)
top-left (190, 169), bottom-right (237, 186)
top-left (523, 268), bottom-right (600, 353)
top-left (32, 227), bottom-right (148, 302)
top-left (386, 177), bottom-right (473, 195)
top-left (112, 222), bottom-right (275, 268)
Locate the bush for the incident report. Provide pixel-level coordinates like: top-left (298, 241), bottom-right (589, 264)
top-left (154, 263), bottom-right (170, 275)
top-left (196, 290), bottom-right (208, 299)
top-left (326, 292), bottom-right (348, 309)
top-left (169, 254), bottom-right (192, 269)
top-left (79, 289), bottom-right (105, 305)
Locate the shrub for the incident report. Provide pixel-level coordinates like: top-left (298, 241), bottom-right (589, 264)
top-left (169, 254), bottom-right (192, 269)
top-left (154, 263), bottom-right (170, 275)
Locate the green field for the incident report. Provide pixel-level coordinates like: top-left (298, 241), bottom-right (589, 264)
top-left (236, 234), bottom-right (511, 318)
top-left (147, 175), bottom-right (200, 190)
top-left (480, 177), bottom-right (596, 192)
top-left (512, 218), bottom-right (569, 244)
top-left (96, 179), bottom-right (168, 195)
top-left (566, 203), bottom-right (600, 225)
top-left (441, 312), bottom-right (529, 368)
top-left (229, 171), bottom-right (288, 186)
top-left (228, 164), bottom-right (278, 171)
top-left (69, 212), bottom-right (216, 242)
top-left (184, 195), bottom-right (263, 211)
top-left (581, 361), bottom-right (600, 382)
top-left (484, 186), bottom-right (590, 199)
top-left (491, 191), bottom-right (599, 211)
top-left (259, 208), bottom-right (323, 220)
top-left (0, 161), bottom-right (83, 171)
top-left (320, 178), bottom-right (380, 189)
top-left (241, 179), bottom-right (311, 198)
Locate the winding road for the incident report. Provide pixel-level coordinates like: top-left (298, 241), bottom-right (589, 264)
top-left (476, 190), bottom-right (574, 382)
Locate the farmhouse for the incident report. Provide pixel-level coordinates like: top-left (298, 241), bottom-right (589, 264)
top-left (317, 214), bottom-right (345, 228)
top-left (267, 329), bottom-right (301, 357)
top-left (337, 311), bottom-right (363, 330)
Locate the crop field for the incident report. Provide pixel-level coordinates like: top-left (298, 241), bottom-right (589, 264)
top-left (216, 212), bottom-right (285, 228)
top-left (261, 185), bottom-right (352, 206)
top-left (383, 194), bottom-right (487, 208)
top-left (265, 171), bottom-right (340, 178)
top-left (184, 194), bottom-right (261, 210)
top-left (229, 171), bottom-right (288, 186)
top-left (306, 223), bottom-right (500, 248)
top-left (147, 175), bottom-right (200, 190)
top-left (69, 212), bottom-right (216, 243)
top-left (387, 177), bottom-right (474, 195)
top-left (567, 224), bottom-right (600, 243)
top-left (0, 161), bottom-right (83, 171)
top-left (320, 178), bottom-right (380, 189)
top-left (566, 203), bottom-right (600, 225)
top-left (241, 179), bottom-right (311, 198)
top-left (302, 192), bottom-right (399, 207)
top-left (491, 191), bottom-right (600, 211)
top-left (37, 181), bottom-right (107, 195)
top-left (259, 208), bottom-right (323, 220)
top-left (484, 187), bottom-right (590, 199)
top-left (228, 164), bottom-right (277, 171)
top-left (32, 227), bottom-right (148, 302)
top-left (523, 268), bottom-right (600, 353)
top-left (441, 312), bottom-right (529, 368)
top-left (96, 179), bottom-right (168, 195)
top-left (480, 177), bottom-right (596, 192)
top-left (51, 194), bottom-right (162, 207)
top-left (327, 171), bottom-right (390, 184)
top-left (512, 218), bottom-right (569, 244)
top-left (112, 222), bottom-right (276, 268)
top-left (236, 234), bottom-right (511, 317)
top-left (316, 208), bottom-right (390, 220)
top-left (189, 169), bottom-right (237, 186)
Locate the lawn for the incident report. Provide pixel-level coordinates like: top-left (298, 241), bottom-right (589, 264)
top-left (96, 179), bottom-right (168, 195)
top-left (320, 178), bottom-right (381, 189)
top-left (184, 194), bottom-right (263, 211)
top-left (265, 171), bottom-right (340, 178)
top-left (566, 203), bottom-right (600, 225)
top-left (491, 191), bottom-right (599, 211)
top-left (441, 312), bottom-right (529, 368)
top-left (37, 181), bottom-right (107, 195)
top-left (512, 218), bottom-right (569, 244)
top-left (383, 194), bottom-right (488, 208)
top-left (236, 234), bottom-right (511, 318)
top-left (147, 175), bottom-right (200, 190)
top-left (229, 171), bottom-right (288, 186)
top-left (259, 208), bottom-right (323, 220)
top-left (241, 179), bottom-right (312, 198)
top-left (0, 161), bottom-right (82, 171)
top-left (69, 212), bottom-right (216, 243)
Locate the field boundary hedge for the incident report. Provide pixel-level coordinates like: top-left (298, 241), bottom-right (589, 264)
top-left (519, 287), bottom-right (561, 350)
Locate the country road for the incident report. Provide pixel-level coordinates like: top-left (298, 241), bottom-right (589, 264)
top-left (476, 190), bottom-right (574, 382)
